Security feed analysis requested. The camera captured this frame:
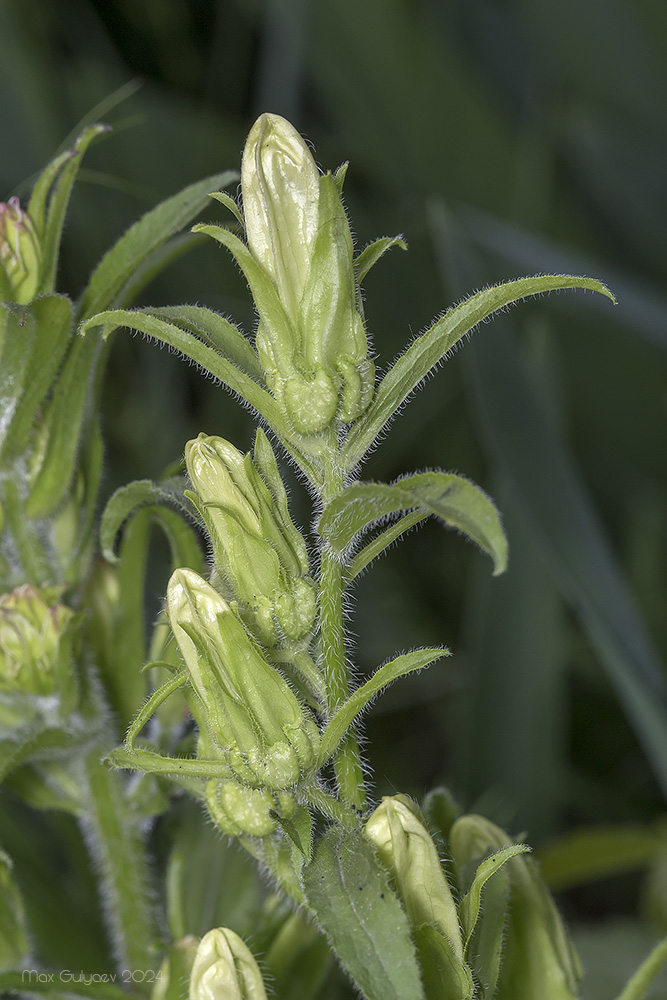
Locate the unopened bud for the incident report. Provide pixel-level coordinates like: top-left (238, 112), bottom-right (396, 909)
top-left (0, 585), bottom-right (75, 696)
top-left (189, 928), bottom-right (268, 1000)
top-left (167, 569), bottom-right (319, 789)
top-left (365, 794), bottom-right (464, 961)
top-left (0, 197), bottom-right (41, 304)
top-left (240, 114), bottom-right (374, 434)
top-left (242, 113), bottom-right (320, 327)
top-left (205, 779), bottom-right (296, 839)
top-left (185, 433), bottom-right (316, 644)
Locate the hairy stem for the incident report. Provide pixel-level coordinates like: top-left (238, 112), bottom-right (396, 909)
top-left (318, 546), bottom-right (366, 810)
top-left (80, 746), bottom-right (163, 982)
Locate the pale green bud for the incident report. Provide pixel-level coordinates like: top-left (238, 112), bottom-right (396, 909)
top-left (365, 794), bottom-right (464, 961)
top-left (0, 197), bottom-right (41, 304)
top-left (189, 928), bottom-right (268, 1000)
top-left (242, 113), bottom-right (320, 327)
top-left (185, 433), bottom-right (316, 644)
top-left (0, 585), bottom-right (75, 696)
top-left (241, 114), bottom-right (374, 434)
top-left (450, 815), bottom-right (581, 1000)
top-left (167, 569), bottom-right (320, 789)
top-left (205, 779), bottom-right (296, 839)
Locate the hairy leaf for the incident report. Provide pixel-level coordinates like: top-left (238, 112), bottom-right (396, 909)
top-left (319, 472), bottom-right (507, 575)
top-left (301, 826), bottom-right (425, 1000)
top-left (342, 274), bottom-right (615, 470)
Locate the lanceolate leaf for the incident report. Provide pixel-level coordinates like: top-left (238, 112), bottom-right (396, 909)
top-left (301, 826), bottom-right (426, 1000)
top-left (0, 295), bottom-right (72, 460)
top-left (318, 648), bottom-right (448, 768)
top-left (40, 124), bottom-right (110, 293)
top-left (319, 472), bottom-right (508, 575)
top-left (459, 845), bottom-right (530, 952)
top-left (77, 170), bottom-right (238, 321)
top-left (342, 274), bottom-right (616, 471)
top-left (79, 309), bottom-right (321, 482)
top-left (100, 477), bottom-right (198, 563)
top-left (25, 335), bottom-right (103, 518)
top-left (149, 304), bottom-right (263, 378)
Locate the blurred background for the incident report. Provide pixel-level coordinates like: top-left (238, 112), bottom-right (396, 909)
top-left (1, 0), bottom-right (666, 990)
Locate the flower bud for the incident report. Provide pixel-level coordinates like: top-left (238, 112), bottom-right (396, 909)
top-left (240, 114), bottom-right (374, 434)
top-left (242, 113), bottom-right (320, 327)
top-left (167, 569), bottom-right (319, 789)
top-left (0, 585), bottom-right (75, 696)
top-left (449, 815), bottom-right (581, 1000)
top-left (365, 794), bottom-right (464, 961)
top-left (185, 432), bottom-right (316, 645)
top-left (0, 197), bottom-right (41, 304)
top-left (205, 779), bottom-right (297, 839)
top-left (189, 928), bottom-right (268, 1000)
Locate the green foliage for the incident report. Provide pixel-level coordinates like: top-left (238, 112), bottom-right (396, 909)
top-left (1, 3), bottom-right (666, 996)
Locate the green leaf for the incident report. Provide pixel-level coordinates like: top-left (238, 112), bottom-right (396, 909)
top-left (149, 304), bottom-right (263, 378)
top-left (459, 844), bottom-right (530, 952)
top-left (355, 235), bottom-right (407, 283)
top-left (191, 223), bottom-right (298, 373)
top-left (0, 304), bottom-right (39, 452)
top-left (79, 309), bottom-right (320, 482)
top-left (318, 647), bottom-right (448, 768)
top-left (0, 295), bottom-right (73, 460)
top-left (342, 274), bottom-right (616, 471)
top-left (301, 826), bottom-right (426, 1000)
top-left (614, 934), bottom-right (667, 1000)
top-left (27, 150), bottom-right (77, 237)
top-left (108, 745), bottom-right (233, 781)
top-left (99, 477), bottom-right (199, 564)
top-left (319, 472), bottom-right (508, 575)
top-left (0, 972), bottom-right (139, 999)
top-left (465, 864), bottom-right (510, 1000)
top-left (25, 334), bottom-right (102, 518)
top-left (413, 924), bottom-right (474, 1000)
top-left (77, 169), bottom-right (238, 321)
top-left (40, 124), bottom-right (110, 294)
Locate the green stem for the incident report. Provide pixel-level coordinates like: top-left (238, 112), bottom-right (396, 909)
top-left (303, 781), bottom-right (360, 828)
top-left (80, 746), bottom-right (163, 982)
top-left (318, 546), bottom-right (366, 810)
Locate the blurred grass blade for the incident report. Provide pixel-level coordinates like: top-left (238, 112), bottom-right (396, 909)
top-left (342, 274), bottom-right (614, 471)
top-left (461, 208), bottom-right (667, 352)
top-left (538, 826), bottom-right (664, 891)
top-left (77, 170), bottom-right (238, 321)
top-left (0, 295), bottom-right (72, 460)
top-left (431, 208), bottom-right (667, 799)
